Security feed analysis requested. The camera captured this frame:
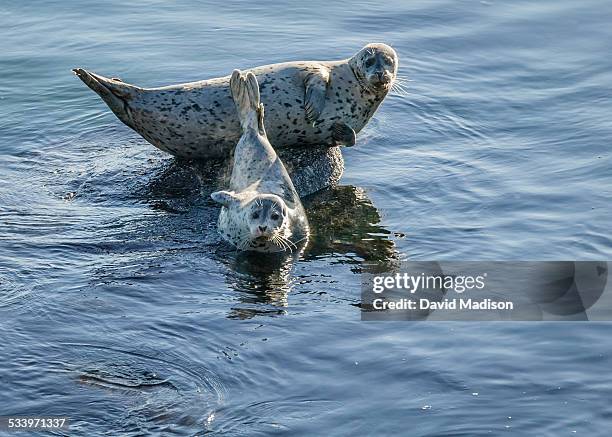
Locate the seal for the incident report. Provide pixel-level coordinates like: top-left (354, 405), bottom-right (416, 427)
top-left (73, 43), bottom-right (398, 159)
top-left (211, 70), bottom-right (309, 252)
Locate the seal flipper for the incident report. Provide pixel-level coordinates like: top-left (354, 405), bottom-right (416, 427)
top-left (72, 68), bottom-right (138, 128)
top-left (332, 122), bottom-right (356, 147)
top-left (304, 67), bottom-right (330, 125)
top-left (230, 69), bottom-right (265, 135)
top-left (211, 190), bottom-right (240, 207)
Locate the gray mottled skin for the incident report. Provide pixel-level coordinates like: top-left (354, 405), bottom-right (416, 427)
top-left (73, 43), bottom-right (398, 159)
top-left (211, 70), bottom-right (308, 253)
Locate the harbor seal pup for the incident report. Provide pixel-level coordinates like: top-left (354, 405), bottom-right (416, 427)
top-left (211, 70), bottom-right (308, 252)
top-left (73, 43), bottom-right (398, 159)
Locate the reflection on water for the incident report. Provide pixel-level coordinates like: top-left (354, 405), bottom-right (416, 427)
top-left (222, 251), bottom-right (296, 319)
top-left (141, 157), bottom-right (399, 319)
top-left (304, 185), bottom-right (399, 272)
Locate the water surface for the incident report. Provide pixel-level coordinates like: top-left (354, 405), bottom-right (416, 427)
top-left (1, 0), bottom-right (612, 435)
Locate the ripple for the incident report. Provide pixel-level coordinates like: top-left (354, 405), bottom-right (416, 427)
top-left (61, 342), bottom-right (226, 436)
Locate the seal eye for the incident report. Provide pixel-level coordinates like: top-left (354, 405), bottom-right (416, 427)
top-left (252, 212), bottom-right (260, 219)
top-left (271, 213), bottom-right (279, 220)
top-left (365, 57), bottom-right (375, 68)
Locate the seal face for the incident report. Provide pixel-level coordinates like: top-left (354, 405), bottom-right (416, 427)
top-left (73, 43), bottom-right (399, 159)
top-left (349, 43), bottom-right (399, 96)
top-left (211, 70), bottom-right (309, 253)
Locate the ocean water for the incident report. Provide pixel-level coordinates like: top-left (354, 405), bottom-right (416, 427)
top-left (1, 0), bottom-right (612, 435)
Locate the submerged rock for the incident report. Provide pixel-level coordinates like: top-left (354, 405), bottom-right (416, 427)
top-left (278, 145), bottom-right (344, 198)
top-left (152, 145), bottom-right (345, 199)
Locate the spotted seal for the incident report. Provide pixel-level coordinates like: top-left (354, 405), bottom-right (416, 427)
top-left (211, 70), bottom-right (308, 252)
top-left (73, 43), bottom-right (398, 159)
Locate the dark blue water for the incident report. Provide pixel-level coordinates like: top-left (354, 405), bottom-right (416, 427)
top-left (2, 0), bottom-right (612, 435)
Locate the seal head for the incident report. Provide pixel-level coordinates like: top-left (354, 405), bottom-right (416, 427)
top-left (349, 43), bottom-right (399, 94)
top-left (212, 191), bottom-right (297, 251)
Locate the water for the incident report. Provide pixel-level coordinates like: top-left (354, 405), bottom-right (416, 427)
top-left (1, 0), bottom-right (612, 435)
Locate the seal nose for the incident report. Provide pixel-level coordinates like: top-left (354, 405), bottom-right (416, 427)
top-left (258, 225), bottom-right (267, 232)
top-left (375, 71), bottom-right (389, 84)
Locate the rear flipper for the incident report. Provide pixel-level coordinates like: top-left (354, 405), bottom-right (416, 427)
top-left (332, 122), bottom-right (356, 147)
top-left (72, 68), bottom-right (136, 128)
top-left (230, 70), bottom-right (265, 135)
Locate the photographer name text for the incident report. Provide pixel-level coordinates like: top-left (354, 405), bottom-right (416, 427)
top-left (372, 298), bottom-right (514, 311)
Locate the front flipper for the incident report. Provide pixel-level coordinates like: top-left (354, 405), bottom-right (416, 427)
top-left (332, 122), bottom-right (356, 147)
top-left (304, 67), bottom-right (330, 125)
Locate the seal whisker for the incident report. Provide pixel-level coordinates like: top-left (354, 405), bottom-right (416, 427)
top-left (285, 236), bottom-right (298, 251)
top-left (392, 77), bottom-right (409, 87)
top-left (395, 74), bottom-right (412, 82)
top-left (278, 234), bottom-right (294, 252)
top-left (276, 238), bottom-right (290, 252)
top-left (273, 235), bottom-right (287, 252)
top-left (276, 234), bottom-right (297, 252)
top-left (276, 234), bottom-right (291, 252)
top-left (238, 237), bottom-right (249, 251)
top-left (271, 235), bottom-right (286, 252)
top-left (291, 235), bottom-right (308, 247)
top-left (391, 81), bottom-right (410, 97)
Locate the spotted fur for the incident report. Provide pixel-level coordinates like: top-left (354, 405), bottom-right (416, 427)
top-left (211, 71), bottom-right (308, 253)
top-left (73, 43), bottom-right (399, 159)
